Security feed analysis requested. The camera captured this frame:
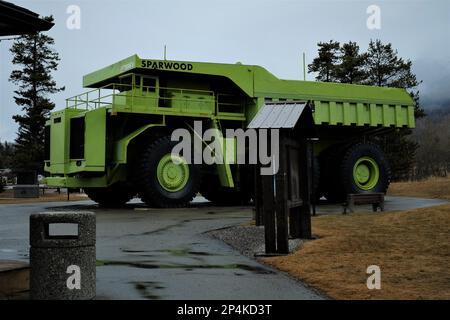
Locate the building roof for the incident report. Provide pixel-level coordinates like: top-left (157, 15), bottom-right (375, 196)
top-left (248, 102), bottom-right (309, 129)
top-left (248, 101), bottom-right (318, 137)
top-left (0, 0), bottom-right (53, 36)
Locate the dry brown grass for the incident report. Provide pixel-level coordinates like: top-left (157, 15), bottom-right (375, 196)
top-left (0, 189), bottom-right (87, 204)
top-left (388, 176), bottom-right (450, 200)
top-left (263, 205), bottom-right (450, 299)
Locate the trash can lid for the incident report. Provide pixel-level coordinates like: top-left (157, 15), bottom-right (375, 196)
top-left (30, 212), bottom-right (96, 248)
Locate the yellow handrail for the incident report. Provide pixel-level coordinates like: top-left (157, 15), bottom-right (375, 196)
top-left (66, 83), bottom-right (216, 110)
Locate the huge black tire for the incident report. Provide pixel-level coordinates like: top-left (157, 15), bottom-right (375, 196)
top-left (84, 183), bottom-right (136, 207)
top-left (200, 173), bottom-right (252, 206)
top-left (134, 136), bottom-right (201, 208)
top-left (340, 142), bottom-right (391, 196)
top-left (321, 142), bottom-right (391, 202)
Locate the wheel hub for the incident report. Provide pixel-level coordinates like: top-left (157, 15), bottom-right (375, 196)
top-left (353, 157), bottom-right (379, 190)
top-left (157, 154), bottom-right (189, 192)
top-left (355, 164), bottom-right (370, 183)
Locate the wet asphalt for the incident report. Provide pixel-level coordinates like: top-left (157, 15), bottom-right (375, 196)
top-left (0, 195), bottom-right (447, 299)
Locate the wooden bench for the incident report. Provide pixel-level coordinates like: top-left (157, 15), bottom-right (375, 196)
top-left (343, 193), bottom-right (385, 214)
top-left (40, 186), bottom-right (61, 195)
top-left (0, 260), bottom-right (29, 299)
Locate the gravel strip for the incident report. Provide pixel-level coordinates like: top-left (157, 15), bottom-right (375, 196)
top-left (209, 225), bottom-right (303, 258)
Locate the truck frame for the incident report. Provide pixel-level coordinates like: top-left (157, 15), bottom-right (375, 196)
top-left (44, 55), bottom-right (415, 207)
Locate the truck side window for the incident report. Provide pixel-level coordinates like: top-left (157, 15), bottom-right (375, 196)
top-left (118, 74), bottom-right (133, 91)
top-left (142, 77), bottom-right (156, 92)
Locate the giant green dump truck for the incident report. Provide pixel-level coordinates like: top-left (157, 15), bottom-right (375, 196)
top-left (44, 55), bottom-right (415, 207)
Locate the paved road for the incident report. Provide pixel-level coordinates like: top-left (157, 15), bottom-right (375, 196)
top-left (0, 195), bottom-right (446, 299)
top-left (0, 199), bottom-right (322, 300)
top-left (315, 196), bottom-right (448, 215)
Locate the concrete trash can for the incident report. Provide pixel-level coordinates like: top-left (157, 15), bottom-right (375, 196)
top-left (29, 212), bottom-right (96, 300)
top-left (13, 185), bottom-right (39, 198)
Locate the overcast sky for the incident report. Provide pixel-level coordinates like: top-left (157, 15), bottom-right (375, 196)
top-left (1, 0), bottom-right (449, 142)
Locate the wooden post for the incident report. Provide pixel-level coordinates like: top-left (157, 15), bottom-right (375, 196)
top-left (298, 139), bottom-right (312, 239)
top-left (289, 206), bottom-right (301, 239)
top-left (275, 136), bottom-right (289, 254)
top-left (262, 174), bottom-right (276, 253)
top-left (287, 139), bottom-right (302, 239)
top-left (311, 149), bottom-right (317, 216)
top-left (254, 164), bottom-right (264, 226)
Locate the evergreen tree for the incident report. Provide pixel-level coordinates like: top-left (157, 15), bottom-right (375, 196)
top-left (308, 40), bottom-right (340, 82)
top-left (0, 141), bottom-right (15, 192)
top-left (0, 141), bottom-right (16, 169)
top-left (334, 41), bottom-right (368, 84)
top-left (364, 40), bottom-right (424, 180)
top-left (0, 142), bottom-right (4, 169)
top-left (365, 40), bottom-right (417, 87)
top-left (9, 16), bottom-right (64, 173)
